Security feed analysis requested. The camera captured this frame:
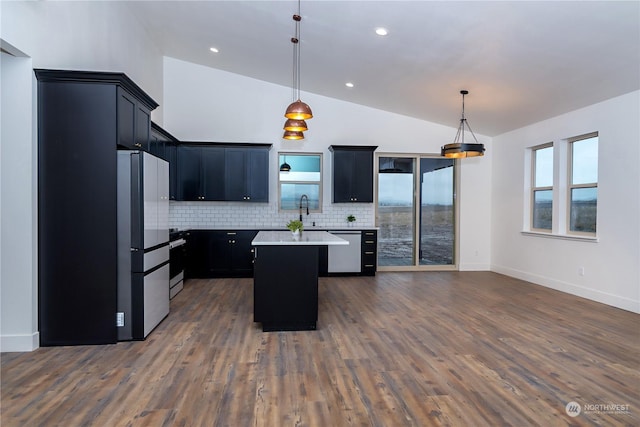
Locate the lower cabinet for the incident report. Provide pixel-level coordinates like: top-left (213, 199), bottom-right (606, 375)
top-left (184, 229), bottom-right (376, 279)
top-left (361, 230), bottom-right (378, 276)
top-left (185, 230), bottom-right (257, 278)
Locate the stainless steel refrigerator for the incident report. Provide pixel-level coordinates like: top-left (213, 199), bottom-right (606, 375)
top-left (117, 151), bottom-right (170, 340)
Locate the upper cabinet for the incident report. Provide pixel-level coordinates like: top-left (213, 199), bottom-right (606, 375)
top-left (150, 122), bottom-right (179, 200)
top-left (329, 145), bottom-right (378, 203)
top-left (116, 85), bottom-right (157, 150)
top-left (225, 147), bottom-right (269, 202)
top-left (177, 143), bottom-right (271, 202)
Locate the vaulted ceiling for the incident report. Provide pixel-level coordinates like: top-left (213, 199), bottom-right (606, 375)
top-left (126, 1), bottom-right (640, 136)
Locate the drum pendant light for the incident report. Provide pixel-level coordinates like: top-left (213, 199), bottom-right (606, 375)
top-left (282, 0), bottom-right (313, 139)
top-left (441, 90), bottom-right (485, 158)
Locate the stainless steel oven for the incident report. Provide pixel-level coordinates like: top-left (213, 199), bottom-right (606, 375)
top-left (169, 231), bottom-right (186, 299)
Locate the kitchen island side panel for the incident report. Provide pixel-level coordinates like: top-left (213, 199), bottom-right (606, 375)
top-left (253, 245), bottom-right (319, 331)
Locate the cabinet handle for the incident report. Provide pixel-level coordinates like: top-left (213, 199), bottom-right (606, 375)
top-left (365, 240), bottom-right (375, 244)
top-left (135, 143), bottom-right (142, 148)
top-left (365, 264), bottom-right (374, 268)
top-left (365, 232), bottom-right (375, 235)
top-left (365, 251), bottom-right (374, 255)
top-left (227, 232), bottom-right (237, 235)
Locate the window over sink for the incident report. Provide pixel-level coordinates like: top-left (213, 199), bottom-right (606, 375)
top-left (278, 153), bottom-right (322, 212)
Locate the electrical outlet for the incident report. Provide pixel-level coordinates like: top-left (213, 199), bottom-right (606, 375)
top-left (578, 266), bottom-right (585, 276)
top-left (116, 312), bottom-right (125, 327)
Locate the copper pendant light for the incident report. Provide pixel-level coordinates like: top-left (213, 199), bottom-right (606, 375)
top-left (441, 90), bottom-right (485, 158)
top-left (283, 130), bottom-right (305, 140)
top-left (282, 0), bottom-right (312, 138)
top-left (283, 118), bottom-right (308, 132)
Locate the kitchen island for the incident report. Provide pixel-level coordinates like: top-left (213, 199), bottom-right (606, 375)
top-left (252, 230), bottom-right (348, 331)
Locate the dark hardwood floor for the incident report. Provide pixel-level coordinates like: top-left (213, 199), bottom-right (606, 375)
top-left (2, 272), bottom-right (638, 426)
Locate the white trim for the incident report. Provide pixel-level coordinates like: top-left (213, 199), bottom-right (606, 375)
top-left (491, 264), bottom-right (638, 314)
top-left (1, 332), bottom-right (40, 353)
top-left (521, 230), bottom-right (598, 242)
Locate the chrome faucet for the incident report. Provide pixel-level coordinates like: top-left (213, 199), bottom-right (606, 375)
top-left (299, 194), bottom-right (309, 222)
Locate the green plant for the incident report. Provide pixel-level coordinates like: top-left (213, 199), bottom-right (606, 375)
top-left (347, 214), bottom-right (356, 223)
top-left (286, 219), bottom-right (304, 232)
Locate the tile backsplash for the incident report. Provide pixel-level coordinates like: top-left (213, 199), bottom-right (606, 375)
top-left (170, 201), bottom-right (375, 230)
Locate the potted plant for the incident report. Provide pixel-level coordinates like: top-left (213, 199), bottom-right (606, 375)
top-left (347, 214), bottom-right (356, 227)
top-left (286, 219), bottom-right (304, 236)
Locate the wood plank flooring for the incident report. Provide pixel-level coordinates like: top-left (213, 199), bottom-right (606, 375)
top-left (2, 272), bottom-right (639, 426)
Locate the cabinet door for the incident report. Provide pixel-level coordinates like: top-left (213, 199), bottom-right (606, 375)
top-left (224, 148), bottom-right (247, 201)
top-left (177, 146), bottom-right (201, 201)
top-left (350, 150), bottom-right (374, 202)
top-left (332, 150), bottom-right (353, 203)
top-left (247, 149), bottom-right (269, 202)
top-left (201, 147), bottom-right (225, 201)
top-left (207, 231), bottom-right (233, 277)
top-left (232, 231), bottom-right (258, 276)
top-left (135, 104), bottom-right (151, 150)
top-left (117, 88), bottom-right (137, 149)
top-left (185, 231), bottom-right (206, 278)
top-left (166, 144), bottom-right (178, 200)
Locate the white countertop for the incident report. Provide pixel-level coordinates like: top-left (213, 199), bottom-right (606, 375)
top-left (252, 230), bottom-right (349, 246)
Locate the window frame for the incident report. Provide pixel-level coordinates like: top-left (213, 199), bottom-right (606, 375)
top-left (530, 143), bottom-right (554, 232)
top-left (567, 132), bottom-right (598, 237)
top-left (277, 152), bottom-right (323, 213)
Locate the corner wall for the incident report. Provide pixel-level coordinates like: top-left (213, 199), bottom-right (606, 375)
top-left (491, 91), bottom-right (640, 313)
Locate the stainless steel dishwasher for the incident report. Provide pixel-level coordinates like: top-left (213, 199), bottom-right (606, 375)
top-left (328, 230), bottom-right (361, 273)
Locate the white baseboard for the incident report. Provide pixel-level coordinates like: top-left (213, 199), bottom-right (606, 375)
top-left (491, 264), bottom-right (640, 314)
top-left (0, 332), bottom-right (39, 353)
top-left (459, 262), bottom-right (491, 271)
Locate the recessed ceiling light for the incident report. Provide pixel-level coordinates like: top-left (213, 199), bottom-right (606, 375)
top-left (345, 82), bottom-right (354, 88)
top-left (375, 28), bottom-right (388, 36)
top-left (209, 47), bottom-right (219, 53)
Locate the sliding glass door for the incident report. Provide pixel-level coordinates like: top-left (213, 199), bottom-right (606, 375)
top-left (377, 156), bottom-right (456, 269)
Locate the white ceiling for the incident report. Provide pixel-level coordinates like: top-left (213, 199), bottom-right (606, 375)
top-left (126, 1), bottom-right (640, 136)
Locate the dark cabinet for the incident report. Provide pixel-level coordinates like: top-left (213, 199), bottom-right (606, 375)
top-left (225, 148), bottom-right (269, 202)
top-left (329, 145), bottom-right (377, 203)
top-left (150, 122), bottom-right (179, 200)
top-left (117, 87), bottom-right (152, 150)
top-left (177, 145), bottom-right (225, 201)
top-left (361, 230), bottom-right (378, 276)
top-left (177, 144), bottom-right (270, 202)
top-left (185, 230), bottom-right (258, 278)
top-left (35, 69), bottom-right (157, 346)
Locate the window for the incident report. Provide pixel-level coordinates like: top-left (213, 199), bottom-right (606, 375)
top-left (531, 144), bottom-right (553, 231)
top-left (525, 132), bottom-right (598, 239)
top-left (568, 133), bottom-right (598, 234)
top-left (278, 153), bottom-right (322, 212)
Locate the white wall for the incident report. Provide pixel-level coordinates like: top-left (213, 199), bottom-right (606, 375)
top-left (163, 57), bottom-right (493, 269)
top-left (0, 1), bottom-right (164, 351)
top-left (491, 91), bottom-right (640, 313)
top-left (0, 1), bottom-right (164, 122)
top-left (1, 51), bottom-right (39, 352)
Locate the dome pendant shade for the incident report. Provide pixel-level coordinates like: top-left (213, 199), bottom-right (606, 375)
top-left (283, 118), bottom-right (308, 132)
top-left (441, 90), bottom-right (485, 158)
top-left (283, 130), bottom-right (305, 140)
top-left (285, 100), bottom-right (313, 120)
top-left (280, 161), bottom-right (291, 172)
